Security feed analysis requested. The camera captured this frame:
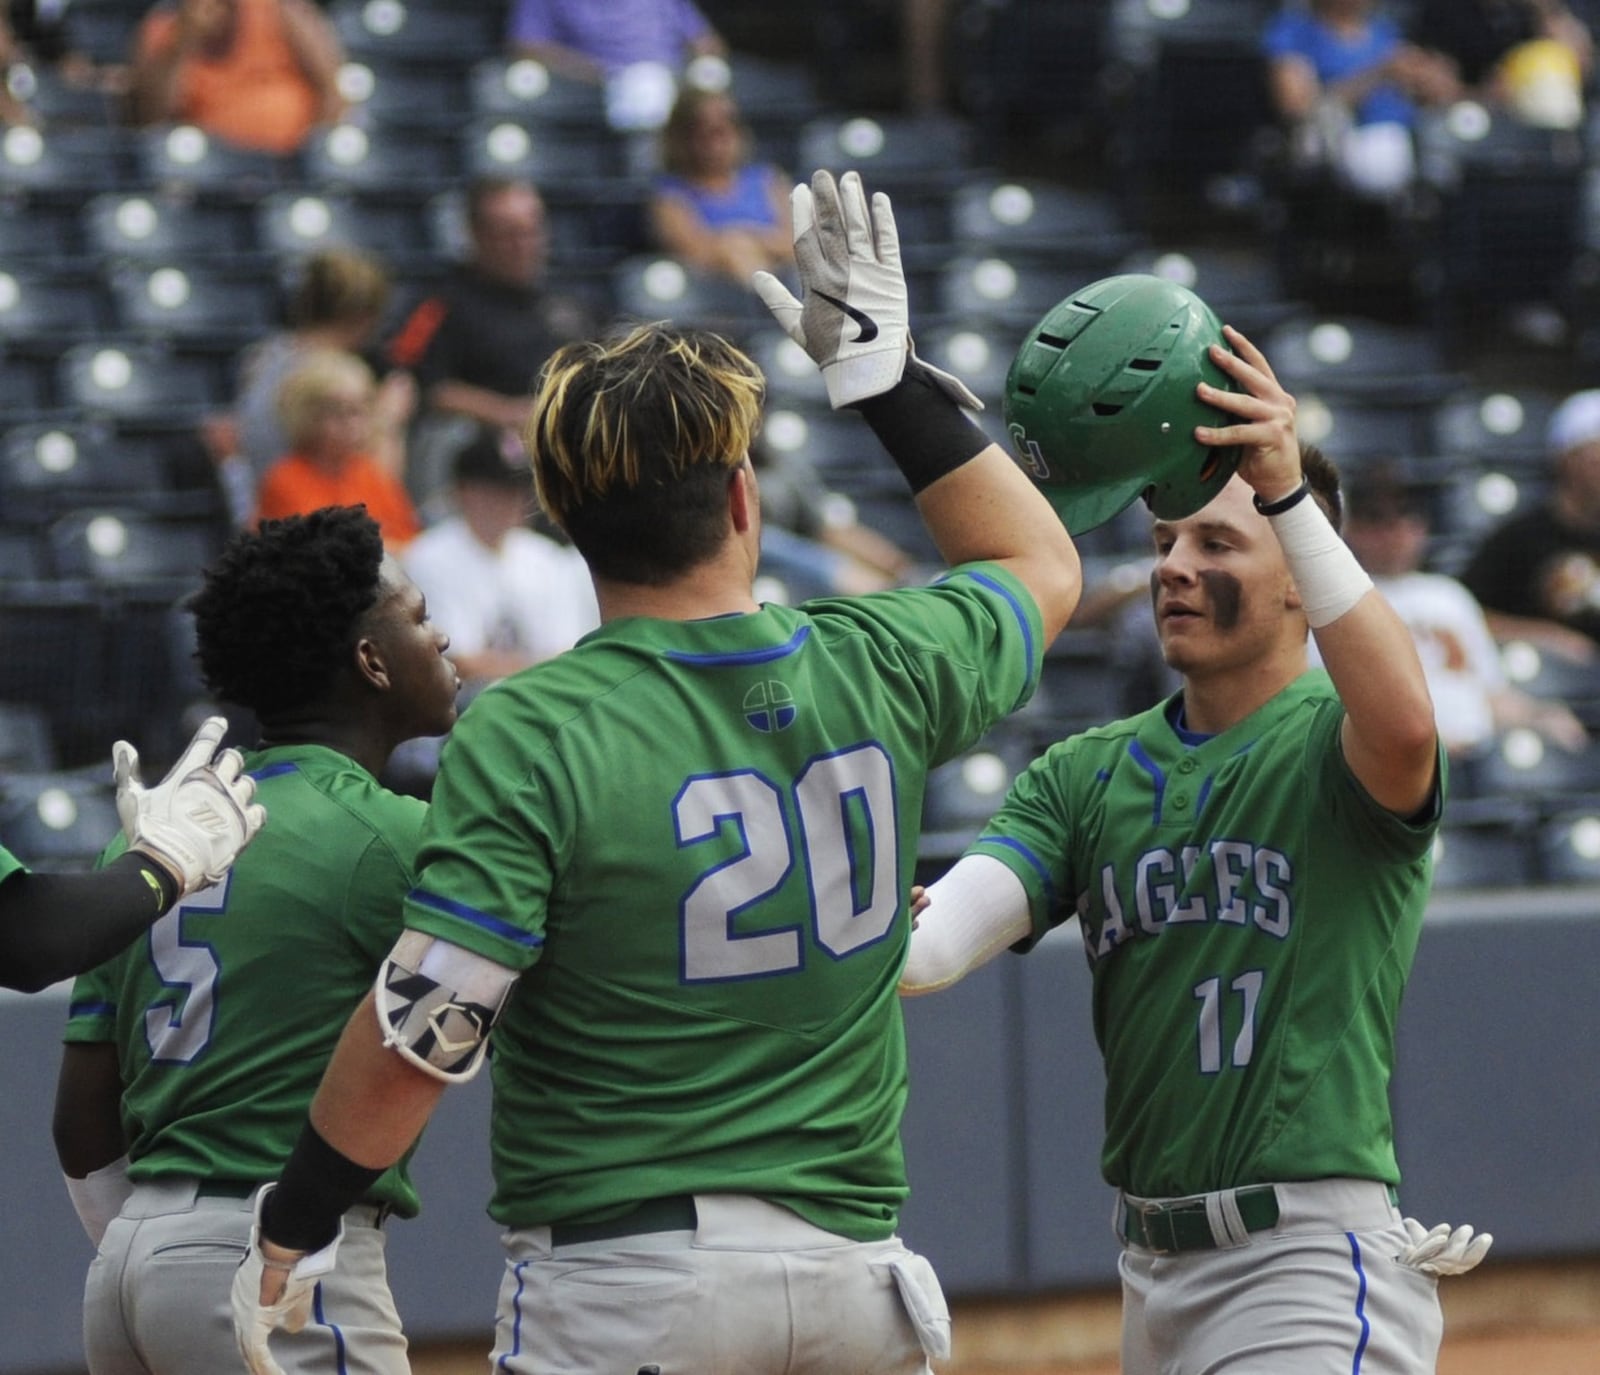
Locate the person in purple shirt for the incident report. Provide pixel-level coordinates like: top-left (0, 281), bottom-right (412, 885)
top-left (506, 0), bottom-right (725, 83)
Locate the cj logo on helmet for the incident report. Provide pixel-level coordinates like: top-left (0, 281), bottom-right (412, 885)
top-left (1009, 425), bottom-right (1050, 480)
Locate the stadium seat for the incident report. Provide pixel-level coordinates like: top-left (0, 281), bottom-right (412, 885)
top-left (0, 527), bottom-right (46, 581)
top-left (0, 702), bottom-right (56, 774)
top-left (46, 509), bottom-right (219, 594)
top-left (59, 0), bottom-right (142, 66)
top-left (0, 202), bottom-right (84, 265)
top-left (58, 341), bottom-right (225, 428)
top-left (937, 254), bottom-right (1088, 332)
top-left (254, 189), bottom-right (434, 269)
top-left (336, 56), bottom-right (468, 132)
top-left (0, 424), bottom-right (170, 522)
top-left (468, 57), bottom-right (607, 128)
top-left (610, 255), bottom-right (766, 336)
top-left (1498, 639), bottom-right (1600, 726)
top-left (1263, 315), bottom-right (1463, 405)
top-left (755, 407), bottom-right (875, 480)
top-left (0, 349), bottom-right (57, 420)
top-left (1535, 806), bottom-right (1600, 883)
top-left (1116, 243), bottom-right (1304, 338)
top-left (1, 124), bottom-right (136, 198)
top-left (919, 727), bottom-right (1034, 857)
top-left (911, 324), bottom-right (1016, 409)
top-left (1291, 393), bottom-right (1431, 465)
top-left (107, 263), bottom-right (280, 351)
top-left (953, 179), bottom-right (1140, 267)
top-left (795, 112), bottom-right (976, 190)
top-left (1457, 727), bottom-right (1600, 803)
top-left (83, 192), bottom-right (259, 266)
top-left (136, 125), bottom-right (292, 199)
top-left (0, 268), bottom-right (110, 352)
top-left (1428, 466), bottom-right (1548, 545)
top-left (1428, 387), bottom-right (1564, 469)
top-left (459, 118), bottom-right (621, 195)
top-left (1429, 818), bottom-right (1538, 891)
top-left (303, 122), bottom-right (461, 198)
top-left (328, 0), bottom-right (500, 64)
top-left (0, 583), bottom-right (106, 767)
top-left (0, 769), bottom-right (121, 870)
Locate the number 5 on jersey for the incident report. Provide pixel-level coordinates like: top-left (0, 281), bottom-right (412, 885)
top-left (144, 876), bottom-right (230, 1064)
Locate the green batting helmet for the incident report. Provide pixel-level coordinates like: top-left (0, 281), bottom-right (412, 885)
top-left (1002, 274), bottom-right (1243, 535)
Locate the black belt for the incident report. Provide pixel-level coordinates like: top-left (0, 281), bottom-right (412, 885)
top-left (550, 1195), bottom-right (698, 1248)
top-left (1120, 1185), bottom-right (1280, 1254)
top-left (196, 1180), bottom-right (258, 1199)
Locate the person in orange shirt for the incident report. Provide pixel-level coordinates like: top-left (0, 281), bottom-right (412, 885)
top-left (256, 349), bottom-right (421, 548)
top-left (128, 0), bottom-right (344, 155)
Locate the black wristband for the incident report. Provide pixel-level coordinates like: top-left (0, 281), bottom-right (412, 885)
top-left (852, 362), bottom-right (989, 495)
top-left (1253, 479), bottom-right (1311, 516)
top-left (261, 1121), bottom-right (385, 1252)
top-left (125, 852), bottom-right (179, 912)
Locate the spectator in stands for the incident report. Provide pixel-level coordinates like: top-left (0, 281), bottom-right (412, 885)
top-left (256, 349), bottom-right (420, 548)
top-left (1340, 464), bottom-right (1587, 758)
top-left (1408, 0), bottom-right (1591, 128)
top-left (127, 0), bottom-right (345, 155)
top-left (1263, 0), bottom-right (1458, 198)
top-left (0, 11), bottom-right (32, 123)
top-left (1461, 389), bottom-right (1600, 663)
top-left (505, 0), bottom-right (726, 130)
top-left (751, 431), bottom-right (921, 598)
top-left (230, 247), bottom-right (413, 490)
top-left (387, 177), bottom-right (597, 516)
top-left (401, 423), bottom-right (597, 691)
top-left (649, 86), bottom-right (793, 287)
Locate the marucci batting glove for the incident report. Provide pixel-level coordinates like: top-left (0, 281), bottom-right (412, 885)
top-left (1396, 1217), bottom-right (1493, 1276)
top-left (113, 715), bottom-right (266, 899)
top-left (232, 1185), bottom-right (344, 1375)
top-left (753, 169), bottom-right (982, 413)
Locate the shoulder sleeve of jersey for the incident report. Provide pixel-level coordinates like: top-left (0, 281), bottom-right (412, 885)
top-left (0, 843), bottom-right (24, 886)
top-left (1320, 698), bottom-right (1444, 857)
top-left (341, 798), bottom-right (432, 965)
top-left (965, 738), bottom-right (1078, 947)
top-left (63, 965), bottom-right (117, 1043)
top-left (400, 698), bottom-right (565, 971)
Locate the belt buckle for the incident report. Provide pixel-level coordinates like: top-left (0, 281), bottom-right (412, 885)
top-left (1138, 1200), bottom-right (1178, 1256)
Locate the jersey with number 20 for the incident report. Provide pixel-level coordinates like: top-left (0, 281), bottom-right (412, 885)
top-left (401, 566), bottom-right (1042, 1242)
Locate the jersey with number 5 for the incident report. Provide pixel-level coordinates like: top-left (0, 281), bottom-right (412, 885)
top-left (401, 565), bottom-right (1043, 1241)
top-left (64, 744), bottom-right (427, 1215)
top-left (968, 671), bottom-right (1443, 1199)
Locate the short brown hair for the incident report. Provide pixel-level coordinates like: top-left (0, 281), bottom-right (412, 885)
top-left (1299, 443), bottom-right (1345, 533)
top-left (286, 248), bottom-right (391, 331)
top-left (525, 323), bottom-right (766, 584)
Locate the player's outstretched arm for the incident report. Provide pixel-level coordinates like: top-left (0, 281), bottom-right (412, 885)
top-left (753, 170), bottom-right (1081, 642)
top-left (901, 855), bottom-right (1032, 996)
top-left (1195, 326), bottom-right (1437, 816)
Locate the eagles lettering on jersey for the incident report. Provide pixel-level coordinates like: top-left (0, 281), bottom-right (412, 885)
top-left (1081, 840), bottom-right (1295, 963)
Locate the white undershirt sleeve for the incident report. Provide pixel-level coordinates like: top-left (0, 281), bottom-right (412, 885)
top-left (900, 854), bottom-right (1034, 996)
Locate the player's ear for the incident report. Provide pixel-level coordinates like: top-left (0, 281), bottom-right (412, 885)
top-left (354, 634), bottom-right (392, 692)
top-left (728, 457), bottom-right (757, 536)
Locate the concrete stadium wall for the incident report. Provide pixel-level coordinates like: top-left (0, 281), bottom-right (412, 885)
top-left (4, 890), bottom-right (1597, 1372)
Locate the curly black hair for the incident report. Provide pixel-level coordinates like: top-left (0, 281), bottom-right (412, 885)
top-left (189, 506), bottom-right (385, 719)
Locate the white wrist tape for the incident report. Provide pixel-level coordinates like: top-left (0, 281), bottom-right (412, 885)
top-left (1266, 493), bottom-right (1374, 629)
top-left (900, 854), bottom-right (1033, 995)
top-left (64, 1155), bottom-right (132, 1248)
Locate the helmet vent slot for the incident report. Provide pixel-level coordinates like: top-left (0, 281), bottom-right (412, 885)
top-left (1037, 331), bottom-right (1070, 349)
top-left (1127, 357), bottom-right (1162, 372)
top-left (1092, 402), bottom-right (1124, 416)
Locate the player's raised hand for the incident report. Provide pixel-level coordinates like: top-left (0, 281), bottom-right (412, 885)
top-left (231, 1186), bottom-right (341, 1375)
top-left (1193, 324), bottom-right (1302, 506)
top-left (752, 170), bottom-right (979, 412)
top-left (1396, 1217), bottom-right (1493, 1276)
top-left (113, 715), bottom-right (266, 899)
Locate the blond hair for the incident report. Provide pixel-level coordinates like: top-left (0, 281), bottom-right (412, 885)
top-left (276, 349), bottom-right (374, 449)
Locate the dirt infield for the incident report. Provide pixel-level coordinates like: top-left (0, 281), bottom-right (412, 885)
top-left (409, 1257), bottom-right (1600, 1374)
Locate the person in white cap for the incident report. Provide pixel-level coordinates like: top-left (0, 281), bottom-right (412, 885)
top-left (1460, 387), bottom-right (1600, 662)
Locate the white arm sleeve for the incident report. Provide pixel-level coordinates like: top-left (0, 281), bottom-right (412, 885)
top-left (64, 1154), bottom-right (132, 1248)
top-left (900, 854), bottom-right (1034, 996)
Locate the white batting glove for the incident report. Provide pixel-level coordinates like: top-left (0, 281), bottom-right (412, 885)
top-left (1396, 1217), bottom-right (1494, 1276)
top-left (752, 169), bottom-right (981, 412)
top-left (113, 715), bottom-right (266, 899)
top-left (231, 1185), bottom-right (343, 1375)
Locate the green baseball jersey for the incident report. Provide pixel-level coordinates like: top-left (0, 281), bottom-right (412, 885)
top-left (970, 671), bottom-right (1443, 1199)
top-left (402, 567), bottom-right (1043, 1241)
top-left (0, 842), bottom-right (23, 884)
top-left (65, 744), bottom-right (427, 1215)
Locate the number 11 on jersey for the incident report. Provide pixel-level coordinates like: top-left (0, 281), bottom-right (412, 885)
top-left (1192, 968), bottom-right (1264, 1075)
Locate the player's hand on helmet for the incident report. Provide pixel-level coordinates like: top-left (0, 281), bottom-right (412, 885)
top-left (232, 1185), bottom-right (341, 1375)
top-left (752, 170), bottom-right (980, 412)
top-left (1396, 1217), bottom-right (1493, 1276)
top-left (1192, 324), bottom-right (1302, 506)
top-left (113, 715), bottom-right (266, 900)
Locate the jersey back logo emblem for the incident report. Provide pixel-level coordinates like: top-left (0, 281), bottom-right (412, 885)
top-left (743, 680), bottom-right (797, 733)
top-left (814, 289), bottom-right (880, 343)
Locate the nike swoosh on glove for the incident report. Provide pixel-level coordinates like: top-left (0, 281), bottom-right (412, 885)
top-left (1396, 1217), bottom-right (1493, 1276)
top-left (753, 169), bottom-right (980, 412)
top-left (114, 715), bottom-right (267, 899)
top-left (232, 1185), bottom-right (343, 1375)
